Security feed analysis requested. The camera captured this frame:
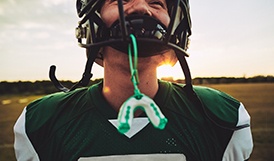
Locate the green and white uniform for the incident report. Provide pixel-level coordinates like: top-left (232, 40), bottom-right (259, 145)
top-left (14, 80), bottom-right (253, 161)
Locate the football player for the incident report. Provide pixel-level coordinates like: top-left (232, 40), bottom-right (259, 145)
top-left (14, 0), bottom-right (253, 160)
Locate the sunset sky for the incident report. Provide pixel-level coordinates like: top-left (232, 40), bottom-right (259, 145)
top-left (1, 0), bottom-right (273, 81)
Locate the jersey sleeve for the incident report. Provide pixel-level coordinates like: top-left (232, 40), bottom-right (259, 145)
top-left (13, 92), bottom-right (68, 161)
top-left (14, 107), bottom-right (40, 161)
top-left (222, 103), bottom-right (253, 161)
top-left (14, 87), bottom-right (90, 161)
top-left (194, 86), bottom-right (253, 161)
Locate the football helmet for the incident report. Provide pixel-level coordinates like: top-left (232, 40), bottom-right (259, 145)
top-left (50, 0), bottom-right (193, 92)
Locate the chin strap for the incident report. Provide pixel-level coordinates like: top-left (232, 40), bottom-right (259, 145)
top-left (117, 34), bottom-right (168, 134)
top-left (176, 51), bottom-right (195, 95)
top-left (49, 47), bottom-right (98, 92)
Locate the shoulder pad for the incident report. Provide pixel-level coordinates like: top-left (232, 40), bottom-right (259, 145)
top-left (193, 86), bottom-right (241, 129)
top-left (26, 87), bottom-right (90, 133)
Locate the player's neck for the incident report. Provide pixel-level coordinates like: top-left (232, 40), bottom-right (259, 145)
top-left (102, 61), bottom-right (159, 113)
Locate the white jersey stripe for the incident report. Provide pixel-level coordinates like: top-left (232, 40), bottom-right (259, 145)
top-left (237, 103), bottom-right (251, 126)
top-left (79, 153), bottom-right (186, 161)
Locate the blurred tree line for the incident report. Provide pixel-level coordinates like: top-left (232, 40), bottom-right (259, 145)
top-left (0, 76), bottom-right (273, 95)
top-left (0, 79), bottom-right (102, 95)
top-left (193, 75), bottom-right (274, 84)
top-left (161, 75), bottom-right (274, 85)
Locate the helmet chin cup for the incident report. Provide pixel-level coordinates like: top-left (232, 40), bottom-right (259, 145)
top-left (97, 15), bottom-right (171, 57)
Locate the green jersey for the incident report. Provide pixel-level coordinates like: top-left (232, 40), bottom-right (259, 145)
top-left (14, 80), bottom-right (253, 161)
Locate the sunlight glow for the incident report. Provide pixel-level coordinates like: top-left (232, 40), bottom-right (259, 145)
top-left (157, 64), bottom-right (177, 79)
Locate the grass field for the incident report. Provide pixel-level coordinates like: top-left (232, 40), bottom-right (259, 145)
top-left (0, 83), bottom-right (273, 161)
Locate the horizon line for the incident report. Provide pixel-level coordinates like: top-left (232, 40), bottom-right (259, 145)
top-left (1, 75), bottom-right (273, 83)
